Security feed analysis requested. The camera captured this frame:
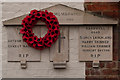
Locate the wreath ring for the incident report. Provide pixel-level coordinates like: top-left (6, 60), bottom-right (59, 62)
top-left (20, 10), bottom-right (60, 50)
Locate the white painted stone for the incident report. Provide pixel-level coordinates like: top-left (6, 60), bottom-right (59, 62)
top-left (69, 26), bottom-right (79, 40)
top-left (2, 3), bottom-right (85, 78)
top-left (0, 2), bottom-right (2, 79)
top-left (2, 2), bottom-right (84, 21)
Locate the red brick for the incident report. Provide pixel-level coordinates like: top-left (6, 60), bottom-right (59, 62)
top-left (106, 78), bottom-right (119, 80)
top-left (106, 62), bottom-right (117, 68)
top-left (102, 69), bottom-right (119, 75)
top-left (119, 62), bottom-right (120, 67)
top-left (86, 62), bottom-right (92, 68)
top-left (85, 2), bottom-right (120, 79)
top-left (86, 5), bottom-right (107, 11)
top-left (103, 76), bottom-right (119, 80)
top-left (118, 62), bottom-right (120, 74)
top-left (84, 2), bottom-right (119, 19)
top-left (91, 69), bottom-right (100, 75)
top-left (103, 11), bottom-right (119, 18)
top-left (86, 76), bottom-right (101, 80)
top-left (99, 62), bottom-right (105, 68)
top-left (86, 4), bottom-right (118, 11)
top-left (113, 52), bottom-right (118, 61)
top-left (86, 69), bottom-right (90, 75)
top-left (86, 76), bottom-right (119, 80)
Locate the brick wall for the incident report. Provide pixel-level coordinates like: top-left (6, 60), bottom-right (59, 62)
top-left (84, 2), bottom-right (119, 19)
top-left (84, 2), bottom-right (120, 80)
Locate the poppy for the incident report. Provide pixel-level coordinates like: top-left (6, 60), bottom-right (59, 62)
top-left (20, 9), bottom-right (60, 50)
top-left (30, 9), bottom-right (38, 15)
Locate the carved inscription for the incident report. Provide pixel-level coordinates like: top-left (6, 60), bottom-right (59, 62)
top-left (79, 26), bottom-right (113, 61)
top-left (7, 26), bottom-right (41, 62)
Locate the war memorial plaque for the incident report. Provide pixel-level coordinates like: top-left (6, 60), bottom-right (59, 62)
top-left (79, 26), bottom-right (113, 62)
top-left (2, 2), bottom-right (117, 78)
top-left (6, 26), bottom-right (41, 62)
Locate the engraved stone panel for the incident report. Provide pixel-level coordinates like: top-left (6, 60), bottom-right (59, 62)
top-left (45, 4), bottom-right (84, 25)
top-left (7, 26), bottom-right (41, 62)
top-left (50, 26), bottom-right (69, 62)
top-left (79, 26), bottom-right (113, 61)
top-left (3, 26), bottom-right (85, 78)
top-left (3, 2), bottom-right (117, 78)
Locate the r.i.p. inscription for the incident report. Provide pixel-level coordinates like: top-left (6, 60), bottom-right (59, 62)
top-left (79, 26), bottom-right (112, 61)
top-left (7, 26), bottom-right (41, 62)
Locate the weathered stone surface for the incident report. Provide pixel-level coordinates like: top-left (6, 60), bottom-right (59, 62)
top-left (2, 2), bottom-right (84, 21)
top-left (0, 1), bottom-right (2, 79)
top-left (79, 26), bottom-right (113, 61)
top-left (2, 3), bottom-right (85, 78)
top-left (7, 26), bottom-right (41, 62)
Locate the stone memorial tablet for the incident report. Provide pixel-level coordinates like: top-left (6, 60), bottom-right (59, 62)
top-left (7, 26), bottom-right (41, 62)
top-left (2, 2), bottom-right (117, 78)
top-left (79, 26), bottom-right (113, 62)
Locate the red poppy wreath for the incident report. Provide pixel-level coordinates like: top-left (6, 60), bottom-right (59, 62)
top-left (20, 9), bottom-right (60, 50)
